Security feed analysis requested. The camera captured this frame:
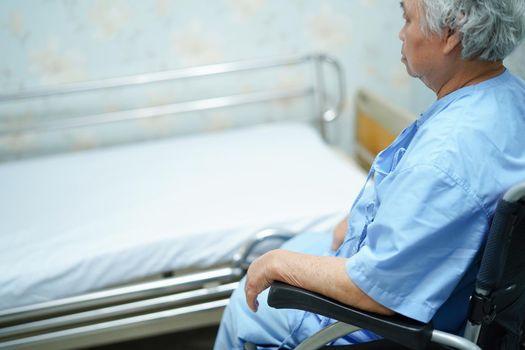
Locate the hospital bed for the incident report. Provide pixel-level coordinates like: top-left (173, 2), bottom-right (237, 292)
top-left (0, 54), bottom-right (414, 349)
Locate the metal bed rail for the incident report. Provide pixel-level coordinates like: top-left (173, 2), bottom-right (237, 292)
top-left (0, 228), bottom-right (298, 349)
top-left (0, 267), bottom-right (242, 327)
top-left (0, 54), bottom-right (346, 140)
top-left (0, 299), bottom-right (231, 350)
top-left (0, 282), bottom-right (238, 339)
top-left (0, 279), bottom-right (237, 349)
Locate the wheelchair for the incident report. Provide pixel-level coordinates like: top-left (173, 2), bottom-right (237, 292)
top-left (258, 181), bottom-right (525, 350)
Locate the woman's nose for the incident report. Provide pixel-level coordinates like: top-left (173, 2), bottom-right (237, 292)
top-left (399, 28), bottom-right (405, 41)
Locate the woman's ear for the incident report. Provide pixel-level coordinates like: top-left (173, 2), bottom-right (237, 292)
top-left (443, 28), bottom-right (461, 55)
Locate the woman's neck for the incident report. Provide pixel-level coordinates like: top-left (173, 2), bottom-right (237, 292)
top-left (436, 60), bottom-right (505, 99)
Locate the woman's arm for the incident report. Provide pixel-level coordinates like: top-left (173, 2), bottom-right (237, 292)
top-left (244, 249), bottom-right (394, 316)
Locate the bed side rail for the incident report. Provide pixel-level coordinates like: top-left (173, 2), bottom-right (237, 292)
top-left (0, 54), bottom-right (345, 140)
top-left (0, 299), bottom-right (231, 350)
top-left (0, 227), bottom-right (299, 349)
top-left (0, 267), bottom-right (242, 327)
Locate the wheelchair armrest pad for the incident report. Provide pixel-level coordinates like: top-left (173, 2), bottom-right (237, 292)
top-left (268, 282), bottom-right (433, 350)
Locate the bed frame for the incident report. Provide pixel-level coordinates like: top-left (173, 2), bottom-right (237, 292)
top-left (0, 55), bottom-right (414, 349)
top-left (0, 54), bottom-right (345, 349)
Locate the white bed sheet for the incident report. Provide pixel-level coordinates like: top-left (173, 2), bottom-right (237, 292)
top-left (0, 123), bottom-right (367, 310)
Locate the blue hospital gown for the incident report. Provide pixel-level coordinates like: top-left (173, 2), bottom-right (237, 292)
top-left (214, 69), bottom-right (525, 349)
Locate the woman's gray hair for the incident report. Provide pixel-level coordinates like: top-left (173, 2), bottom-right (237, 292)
top-left (419, 0), bottom-right (525, 61)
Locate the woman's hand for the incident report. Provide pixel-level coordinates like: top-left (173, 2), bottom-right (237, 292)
top-left (244, 250), bottom-right (278, 312)
top-left (244, 247), bottom-right (394, 316)
top-left (244, 249), bottom-right (301, 312)
top-left (331, 216), bottom-right (348, 251)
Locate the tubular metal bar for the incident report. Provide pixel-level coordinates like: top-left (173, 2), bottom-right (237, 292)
top-left (431, 330), bottom-right (481, 350)
top-left (310, 54), bottom-right (347, 140)
top-left (0, 282), bottom-right (238, 340)
top-left (232, 214), bottom-right (340, 271)
top-left (233, 228), bottom-right (297, 271)
top-left (0, 54), bottom-right (346, 137)
top-left (0, 267), bottom-right (242, 327)
top-left (0, 299), bottom-right (230, 350)
top-left (462, 286), bottom-right (490, 344)
top-left (295, 322), bottom-right (362, 350)
top-left (0, 88), bottom-right (313, 136)
top-left (313, 56), bottom-right (327, 138)
top-left (463, 321), bottom-right (482, 344)
top-left (503, 181), bottom-right (525, 202)
top-left (318, 55), bottom-right (346, 124)
top-left (0, 55), bottom-right (316, 102)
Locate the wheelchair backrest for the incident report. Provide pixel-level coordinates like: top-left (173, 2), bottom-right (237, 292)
top-left (475, 182), bottom-right (525, 349)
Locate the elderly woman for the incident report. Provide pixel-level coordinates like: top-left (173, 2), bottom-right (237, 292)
top-left (214, 0), bottom-right (525, 348)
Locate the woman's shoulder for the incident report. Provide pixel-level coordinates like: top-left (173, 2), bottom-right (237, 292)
top-left (402, 84), bottom-right (524, 173)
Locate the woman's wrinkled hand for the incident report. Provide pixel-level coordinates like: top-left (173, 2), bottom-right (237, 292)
top-left (331, 216), bottom-right (348, 251)
top-left (244, 250), bottom-right (278, 312)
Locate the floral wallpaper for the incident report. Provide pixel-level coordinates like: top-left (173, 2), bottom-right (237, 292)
top-left (0, 0), bottom-right (524, 160)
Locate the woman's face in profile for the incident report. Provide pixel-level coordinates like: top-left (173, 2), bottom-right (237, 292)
top-left (398, 0), bottom-right (445, 83)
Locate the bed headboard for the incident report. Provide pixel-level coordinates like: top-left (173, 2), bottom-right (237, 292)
top-left (0, 54), bottom-right (344, 161)
top-left (354, 88), bottom-right (416, 170)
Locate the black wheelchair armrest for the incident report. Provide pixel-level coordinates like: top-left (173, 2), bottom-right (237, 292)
top-left (268, 282), bottom-right (433, 350)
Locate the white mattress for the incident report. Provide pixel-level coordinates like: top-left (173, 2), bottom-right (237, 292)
top-left (0, 123), bottom-right (367, 310)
